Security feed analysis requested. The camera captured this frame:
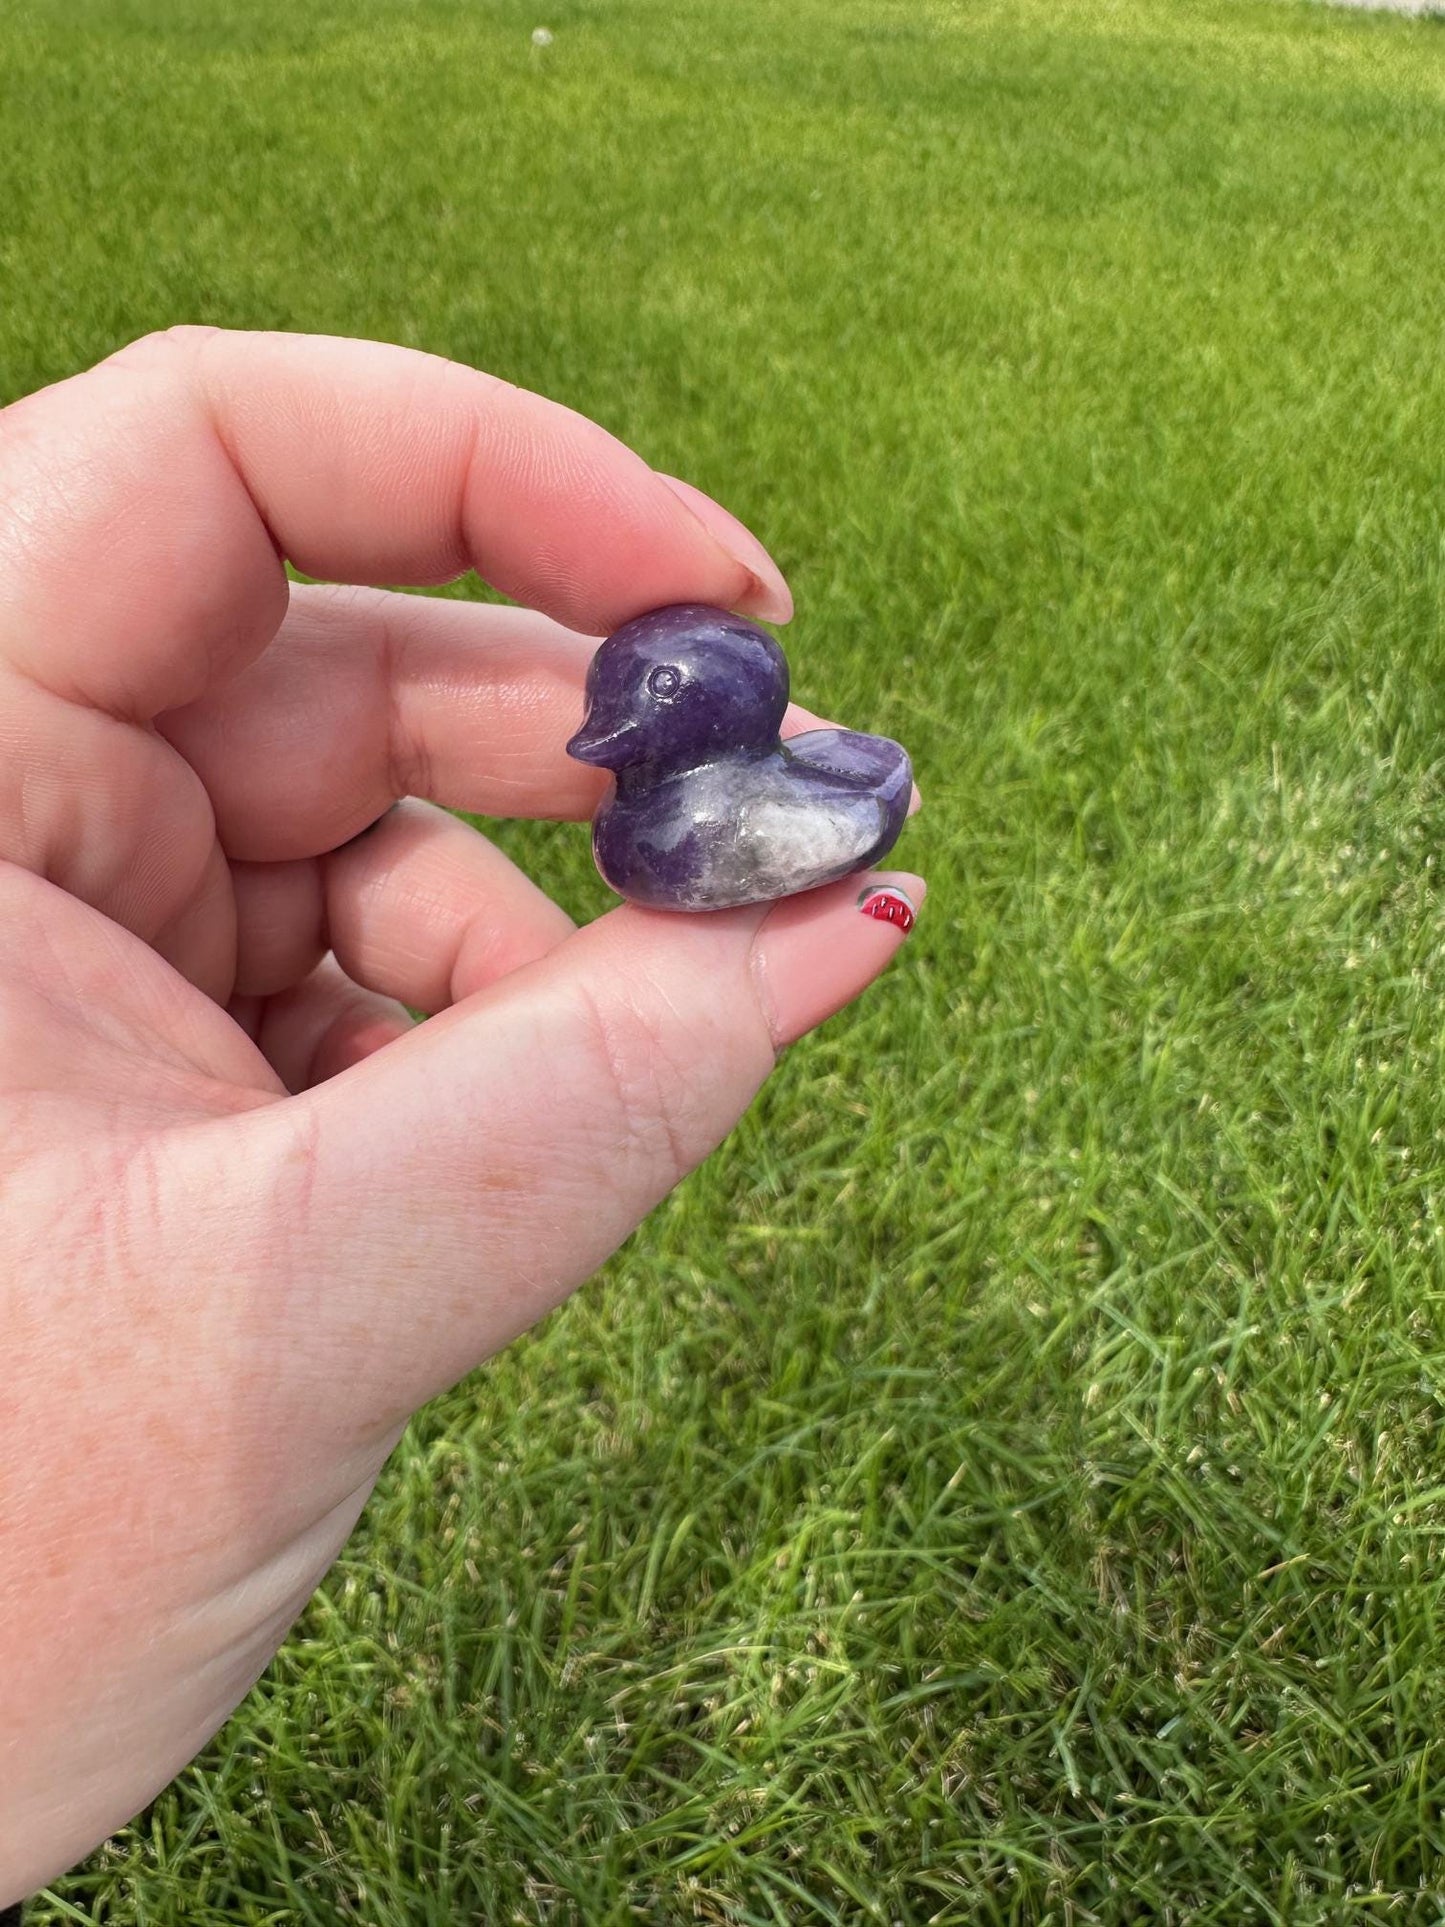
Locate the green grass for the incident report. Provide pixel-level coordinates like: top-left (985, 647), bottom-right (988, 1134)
top-left (7, 0), bottom-right (1445, 1918)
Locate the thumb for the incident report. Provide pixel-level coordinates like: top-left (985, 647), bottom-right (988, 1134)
top-left (253, 869), bottom-right (924, 1429)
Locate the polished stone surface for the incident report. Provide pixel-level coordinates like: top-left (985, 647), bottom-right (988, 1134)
top-left (566, 604), bottom-right (913, 911)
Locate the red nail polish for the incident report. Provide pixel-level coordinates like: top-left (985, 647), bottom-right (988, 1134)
top-left (858, 886), bottom-right (916, 934)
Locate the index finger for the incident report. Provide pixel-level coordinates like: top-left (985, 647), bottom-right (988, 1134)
top-left (0, 327), bottom-right (792, 718)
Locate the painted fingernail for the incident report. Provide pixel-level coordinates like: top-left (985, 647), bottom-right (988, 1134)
top-left (858, 883), bottom-right (917, 933)
top-left (750, 870), bottom-right (926, 1049)
top-left (656, 472), bottom-right (794, 624)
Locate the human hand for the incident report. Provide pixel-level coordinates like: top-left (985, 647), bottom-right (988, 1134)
top-left (0, 329), bottom-right (923, 1901)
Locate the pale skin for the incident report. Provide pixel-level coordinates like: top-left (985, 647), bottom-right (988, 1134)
top-left (0, 329), bottom-right (924, 1904)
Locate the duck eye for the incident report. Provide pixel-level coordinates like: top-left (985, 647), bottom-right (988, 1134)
top-left (647, 664), bottom-right (682, 699)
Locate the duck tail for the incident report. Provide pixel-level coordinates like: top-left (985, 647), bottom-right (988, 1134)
top-left (872, 737), bottom-right (913, 815)
top-left (870, 737), bottom-right (914, 855)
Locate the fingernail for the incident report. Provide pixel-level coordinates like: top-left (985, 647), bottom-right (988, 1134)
top-left (857, 883), bottom-right (917, 933)
top-left (750, 870), bottom-right (926, 1050)
top-left (656, 472), bottom-right (794, 624)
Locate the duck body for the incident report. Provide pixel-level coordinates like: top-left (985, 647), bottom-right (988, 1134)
top-left (567, 604), bottom-right (913, 912)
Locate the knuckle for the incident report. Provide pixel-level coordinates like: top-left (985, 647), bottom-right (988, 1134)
top-left (120, 322), bottom-right (224, 362)
top-left (95, 325), bottom-right (228, 395)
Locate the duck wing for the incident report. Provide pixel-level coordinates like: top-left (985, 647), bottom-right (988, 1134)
top-left (783, 727), bottom-right (913, 813)
top-left (594, 734), bottom-right (914, 912)
top-left (723, 731), bottom-right (913, 902)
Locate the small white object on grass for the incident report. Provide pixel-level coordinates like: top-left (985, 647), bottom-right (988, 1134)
top-left (532, 26), bottom-right (554, 45)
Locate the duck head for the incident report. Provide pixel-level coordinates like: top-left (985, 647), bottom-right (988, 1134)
top-left (566, 603), bottom-right (789, 774)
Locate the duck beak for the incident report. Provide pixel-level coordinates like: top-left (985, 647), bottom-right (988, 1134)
top-left (565, 716), bottom-right (638, 766)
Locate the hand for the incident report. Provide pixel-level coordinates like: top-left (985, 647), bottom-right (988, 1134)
top-left (0, 329), bottom-right (923, 1902)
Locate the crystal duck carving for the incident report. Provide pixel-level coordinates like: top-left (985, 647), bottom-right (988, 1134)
top-left (566, 603), bottom-right (913, 911)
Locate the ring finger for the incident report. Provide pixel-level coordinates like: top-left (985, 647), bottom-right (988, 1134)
top-left (230, 798), bottom-right (575, 1009)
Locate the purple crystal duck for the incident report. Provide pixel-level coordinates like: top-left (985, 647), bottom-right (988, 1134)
top-left (566, 603), bottom-right (913, 911)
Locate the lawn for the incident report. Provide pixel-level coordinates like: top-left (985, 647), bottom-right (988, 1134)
top-left (6, 0), bottom-right (1445, 1919)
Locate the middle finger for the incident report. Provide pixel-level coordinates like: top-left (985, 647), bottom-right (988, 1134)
top-left (157, 582), bottom-right (610, 861)
top-left (230, 798), bottom-right (576, 1007)
top-left (159, 583), bottom-right (857, 864)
